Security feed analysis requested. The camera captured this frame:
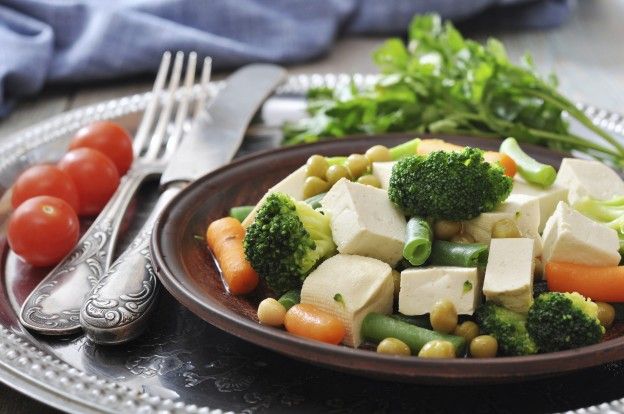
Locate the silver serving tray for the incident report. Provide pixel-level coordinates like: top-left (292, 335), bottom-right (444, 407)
top-left (1, 74), bottom-right (624, 414)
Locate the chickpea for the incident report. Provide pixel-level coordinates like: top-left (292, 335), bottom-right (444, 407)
top-left (434, 220), bottom-right (462, 241)
top-left (454, 321), bottom-right (480, 344)
top-left (345, 154), bottom-right (370, 178)
top-left (430, 299), bottom-right (458, 334)
top-left (257, 298), bottom-right (286, 326)
top-left (325, 164), bottom-right (350, 185)
top-left (377, 337), bottom-right (411, 356)
top-left (470, 335), bottom-right (498, 358)
top-left (451, 233), bottom-right (475, 244)
top-left (418, 340), bottom-right (456, 358)
top-left (306, 155), bottom-right (329, 179)
top-left (596, 302), bottom-right (616, 329)
top-left (357, 175), bottom-right (381, 188)
top-left (391, 270), bottom-right (401, 300)
top-left (365, 145), bottom-right (392, 162)
top-left (491, 218), bottom-right (521, 238)
top-left (303, 176), bottom-right (329, 199)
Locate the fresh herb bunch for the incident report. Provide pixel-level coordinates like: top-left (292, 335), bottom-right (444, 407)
top-left (283, 14), bottom-right (624, 166)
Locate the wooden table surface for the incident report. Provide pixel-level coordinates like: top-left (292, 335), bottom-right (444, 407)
top-left (0, 1), bottom-right (622, 412)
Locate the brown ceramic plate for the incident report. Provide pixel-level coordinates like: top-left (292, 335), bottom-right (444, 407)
top-left (151, 133), bottom-right (624, 384)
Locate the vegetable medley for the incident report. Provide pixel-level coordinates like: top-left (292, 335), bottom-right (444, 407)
top-left (206, 137), bottom-right (624, 359)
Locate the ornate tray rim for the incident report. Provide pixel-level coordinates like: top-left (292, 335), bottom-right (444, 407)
top-left (1, 73), bottom-right (624, 414)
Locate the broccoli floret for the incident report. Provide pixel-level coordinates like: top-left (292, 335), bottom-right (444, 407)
top-left (574, 195), bottom-right (624, 253)
top-left (388, 148), bottom-right (512, 220)
top-left (527, 292), bottom-right (604, 352)
top-left (243, 192), bottom-right (336, 295)
top-left (475, 302), bottom-right (538, 356)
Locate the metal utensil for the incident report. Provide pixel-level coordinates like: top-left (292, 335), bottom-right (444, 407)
top-left (79, 64), bottom-right (287, 344)
top-left (19, 51), bottom-right (211, 335)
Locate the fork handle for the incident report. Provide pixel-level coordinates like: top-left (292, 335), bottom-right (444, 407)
top-left (80, 183), bottom-right (183, 344)
top-left (19, 167), bottom-right (159, 335)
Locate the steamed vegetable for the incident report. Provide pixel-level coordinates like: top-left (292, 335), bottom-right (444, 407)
top-left (278, 290), bottom-right (301, 310)
top-left (243, 192), bottom-right (336, 294)
top-left (207, 217), bottom-right (259, 295)
top-left (229, 205), bottom-right (255, 222)
top-left (361, 313), bottom-right (466, 355)
top-left (403, 217), bottom-right (433, 265)
top-left (546, 261), bottom-right (624, 302)
top-left (285, 304), bottom-right (346, 344)
top-left (283, 14), bottom-right (624, 166)
top-left (500, 137), bottom-right (556, 187)
top-left (475, 302), bottom-right (538, 356)
top-left (527, 292), bottom-right (604, 352)
top-left (388, 148), bottom-right (512, 220)
top-left (428, 240), bottom-right (489, 267)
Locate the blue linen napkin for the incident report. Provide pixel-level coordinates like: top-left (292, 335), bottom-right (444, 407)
top-left (0, 0), bottom-right (572, 118)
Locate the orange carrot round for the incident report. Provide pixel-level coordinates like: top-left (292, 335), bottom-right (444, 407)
top-left (484, 151), bottom-right (517, 178)
top-left (546, 261), bottom-right (624, 302)
top-left (284, 304), bottom-right (346, 345)
top-left (206, 217), bottom-right (259, 295)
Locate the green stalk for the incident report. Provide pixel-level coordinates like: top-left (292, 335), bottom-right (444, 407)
top-left (389, 138), bottom-right (421, 160)
top-left (499, 137), bottom-right (557, 187)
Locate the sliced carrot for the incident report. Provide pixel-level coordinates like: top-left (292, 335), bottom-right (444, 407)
top-left (206, 217), bottom-right (259, 295)
top-left (483, 151), bottom-right (517, 178)
top-left (284, 303), bottom-right (346, 345)
top-left (546, 261), bottom-right (624, 302)
top-left (417, 139), bottom-right (516, 177)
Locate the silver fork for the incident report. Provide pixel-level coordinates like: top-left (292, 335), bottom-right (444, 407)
top-left (19, 51), bottom-right (212, 336)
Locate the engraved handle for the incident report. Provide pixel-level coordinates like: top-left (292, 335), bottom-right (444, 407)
top-left (80, 184), bottom-right (182, 344)
top-left (19, 168), bottom-right (158, 335)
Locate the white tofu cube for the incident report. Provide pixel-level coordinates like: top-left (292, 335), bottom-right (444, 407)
top-left (554, 158), bottom-right (624, 205)
top-left (483, 238), bottom-right (535, 314)
top-left (371, 161), bottom-right (395, 190)
top-left (399, 267), bottom-right (480, 315)
top-left (511, 178), bottom-right (568, 232)
top-left (301, 254), bottom-right (393, 347)
top-left (242, 165), bottom-right (307, 228)
top-left (542, 201), bottom-right (620, 267)
top-left (463, 194), bottom-right (542, 256)
top-left (321, 178), bottom-right (407, 266)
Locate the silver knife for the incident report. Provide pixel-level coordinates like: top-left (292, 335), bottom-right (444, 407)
top-left (79, 64), bottom-right (287, 344)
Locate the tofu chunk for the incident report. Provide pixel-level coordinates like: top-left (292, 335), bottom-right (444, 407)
top-left (483, 238), bottom-right (535, 314)
top-left (554, 158), bottom-right (624, 205)
top-left (463, 194), bottom-right (542, 256)
top-left (242, 166), bottom-right (307, 228)
top-left (301, 254), bottom-right (393, 347)
top-left (371, 161), bottom-right (395, 190)
top-left (321, 178), bottom-right (407, 266)
top-left (542, 201), bottom-right (621, 267)
top-left (511, 178), bottom-right (568, 232)
top-left (399, 267), bottom-right (480, 315)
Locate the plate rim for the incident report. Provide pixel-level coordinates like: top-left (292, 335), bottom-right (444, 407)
top-left (151, 132), bottom-right (624, 385)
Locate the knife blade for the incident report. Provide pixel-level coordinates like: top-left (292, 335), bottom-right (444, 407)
top-left (78, 64), bottom-right (286, 344)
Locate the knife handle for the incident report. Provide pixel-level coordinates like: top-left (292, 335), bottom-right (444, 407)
top-left (19, 168), bottom-right (157, 335)
top-left (80, 184), bottom-right (182, 344)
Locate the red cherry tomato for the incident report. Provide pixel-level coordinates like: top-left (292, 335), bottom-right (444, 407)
top-left (11, 164), bottom-right (80, 212)
top-left (69, 121), bottom-right (134, 175)
top-left (8, 196), bottom-right (80, 267)
top-left (58, 148), bottom-right (120, 216)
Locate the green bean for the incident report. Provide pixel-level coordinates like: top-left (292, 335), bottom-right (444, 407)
top-left (361, 313), bottom-right (466, 355)
top-left (500, 137), bottom-right (556, 187)
top-left (229, 206), bottom-right (255, 222)
top-left (403, 217), bottom-right (433, 265)
top-left (304, 192), bottom-right (327, 210)
top-left (388, 138), bottom-right (421, 160)
top-left (278, 290), bottom-right (300, 310)
top-left (389, 313), bottom-right (432, 329)
top-left (429, 240), bottom-right (488, 267)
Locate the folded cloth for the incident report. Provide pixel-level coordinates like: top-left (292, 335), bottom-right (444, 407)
top-left (0, 0), bottom-right (572, 118)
